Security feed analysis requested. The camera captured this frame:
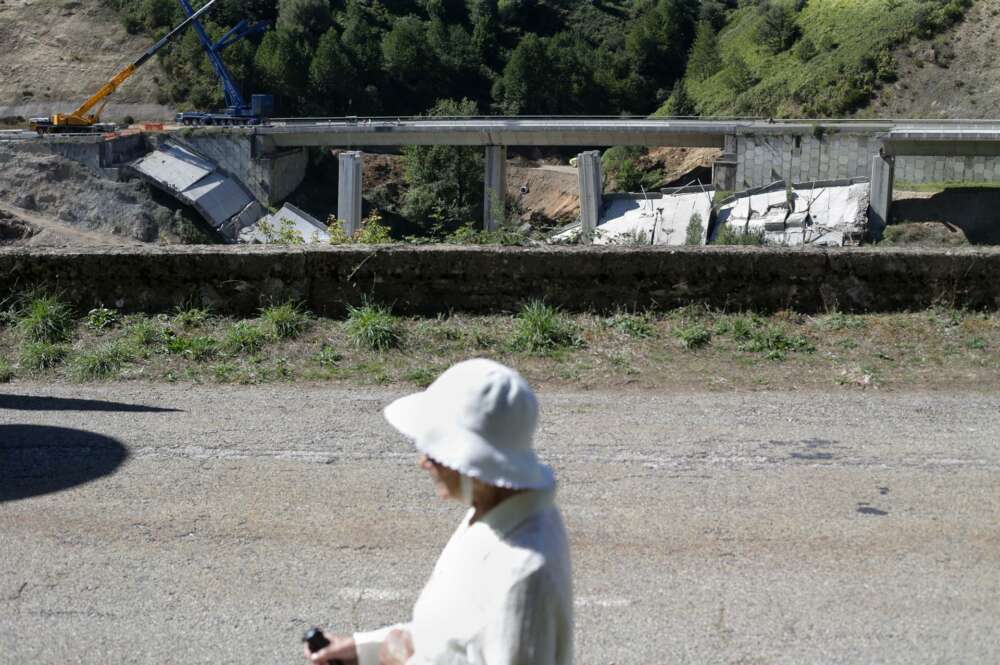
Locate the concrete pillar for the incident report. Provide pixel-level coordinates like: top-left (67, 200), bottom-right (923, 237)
top-left (869, 151), bottom-right (894, 241)
top-left (338, 151), bottom-right (363, 237)
top-left (713, 134), bottom-right (738, 192)
top-left (578, 150), bottom-right (603, 243)
top-left (483, 146), bottom-right (508, 231)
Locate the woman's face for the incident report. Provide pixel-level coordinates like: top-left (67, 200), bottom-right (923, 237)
top-left (419, 454), bottom-right (462, 500)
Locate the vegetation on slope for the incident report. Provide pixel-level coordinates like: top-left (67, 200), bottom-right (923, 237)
top-left (103, 0), bottom-right (706, 117)
top-left (667, 0), bottom-right (974, 117)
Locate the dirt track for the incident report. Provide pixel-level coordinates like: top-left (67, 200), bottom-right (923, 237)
top-left (2, 382), bottom-right (999, 664)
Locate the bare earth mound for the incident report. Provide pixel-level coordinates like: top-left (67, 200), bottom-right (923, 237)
top-left (0, 0), bottom-right (171, 122)
top-left (871, 0), bottom-right (1000, 118)
top-left (0, 145), bottom-right (180, 243)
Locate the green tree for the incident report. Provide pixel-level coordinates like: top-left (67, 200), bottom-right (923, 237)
top-left (277, 0), bottom-right (332, 44)
top-left (758, 2), bottom-right (800, 54)
top-left (493, 34), bottom-right (559, 115)
top-left (624, 0), bottom-right (700, 104)
top-left (253, 28), bottom-right (311, 109)
top-left (686, 20), bottom-right (721, 81)
top-left (662, 79), bottom-right (697, 116)
top-left (402, 98), bottom-right (484, 232)
top-left (309, 28), bottom-right (360, 116)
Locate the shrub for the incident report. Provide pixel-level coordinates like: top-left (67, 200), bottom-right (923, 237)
top-left (128, 319), bottom-right (169, 348)
top-left (173, 306), bottom-right (211, 329)
top-left (674, 322), bottom-right (712, 349)
top-left (608, 312), bottom-right (657, 339)
top-left (261, 302), bottom-right (312, 339)
top-left (86, 307), bottom-right (120, 333)
top-left (0, 357), bottom-right (13, 383)
top-left (223, 322), bottom-right (270, 355)
top-left (345, 301), bottom-right (403, 351)
top-left (72, 341), bottom-right (135, 381)
top-left (794, 37), bottom-right (817, 62)
top-left (19, 341), bottom-right (68, 370)
top-left (511, 301), bottom-right (581, 354)
top-left (713, 225), bottom-right (766, 245)
top-left (686, 213), bottom-right (705, 246)
top-left (15, 295), bottom-right (74, 343)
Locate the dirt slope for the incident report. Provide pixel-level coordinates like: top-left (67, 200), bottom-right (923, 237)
top-left (869, 0), bottom-right (1000, 118)
top-left (0, 0), bottom-right (171, 122)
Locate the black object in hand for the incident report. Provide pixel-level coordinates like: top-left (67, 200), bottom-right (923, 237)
top-left (303, 627), bottom-right (343, 665)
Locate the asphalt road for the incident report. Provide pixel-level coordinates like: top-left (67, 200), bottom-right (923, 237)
top-left (2, 382), bottom-right (999, 664)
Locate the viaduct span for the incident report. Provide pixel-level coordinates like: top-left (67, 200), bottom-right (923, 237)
top-left (248, 117), bottom-right (1000, 237)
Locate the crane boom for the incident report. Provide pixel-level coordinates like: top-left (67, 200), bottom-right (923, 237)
top-left (30, 0), bottom-right (219, 133)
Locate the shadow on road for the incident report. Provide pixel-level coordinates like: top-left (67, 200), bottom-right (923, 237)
top-left (0, 425), bottom-right (129, 502)
top-left (0, 394), bottom-right (181, 413)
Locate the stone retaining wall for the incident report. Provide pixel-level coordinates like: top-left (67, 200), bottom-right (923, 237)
top-left (736, 130), bottom-right (1000, 189)
top-left (2, 246), bottom-right (999, 315)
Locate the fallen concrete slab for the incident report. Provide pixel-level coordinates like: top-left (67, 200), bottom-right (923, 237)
top-left (714, 179), bottom-right (870, 246)
top-left (126, 140), bottom-right (264, 241)
top-left (552, 185), bottom-right (714, 245)
top-left (239, 203), bottom-right (330, 244)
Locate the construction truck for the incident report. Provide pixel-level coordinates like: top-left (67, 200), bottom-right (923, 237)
top-left (29, 0), bottom-right (219, 135)
top-left (174, 0), bottom-right (274, 126)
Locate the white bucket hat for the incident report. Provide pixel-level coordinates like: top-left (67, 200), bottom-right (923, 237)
top-left (383, 358), bottom-right (555, 490)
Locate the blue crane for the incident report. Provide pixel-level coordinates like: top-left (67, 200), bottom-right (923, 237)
top-left (174, 0), bottom-right (274, 126)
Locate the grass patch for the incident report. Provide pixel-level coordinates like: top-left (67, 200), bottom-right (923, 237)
top-left (19, 341), bottom-right (68, 371)
top-left (222, 322), bottom-right (270, 356)
top-left (814, 312), bottom-right (868, 331)
top-left (173, 306), bottom-right (211, 329)
top-left (166, 334), bottom-right (218, 362)
top-left (607, 311), bottom-right (657, 339)
top-left (511, 301), bottom-right (581, 354)
top-left (14, 294), bottom-right (75, 343)
top-left (674, 322), bottom-right (712, 350)
top-left (72, 341), bottom-right (135, 381)
top-left (0, 357), bottom-right (13, 383)
top-left (314, 344), bottom-right (344, 367)
top-left (345, 301), bottom-right (403, 352)
top-left (261, 302), bottom-right (312, 340)
top-left (402, 366), bottom-right (439, 387)
top-left (739, 326), bottom-right (815, 360)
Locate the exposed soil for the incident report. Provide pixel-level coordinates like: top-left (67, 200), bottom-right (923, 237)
top-left (870, 0), bottom-right (1000, 118)
top-left (0, 144), bottom-right (184, 243)
top-left (0, 209), bottom-right (35, 243)
top-left (645, 147), bottom-right (721, 187)
top-left (0, 0), bottom-right (172, 122)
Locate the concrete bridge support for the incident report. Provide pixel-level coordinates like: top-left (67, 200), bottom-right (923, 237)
top-left (338, 151), bottom-right (363, 237)
top-left (578, 151), bottom-right (604, 243)
top-left (713, 134), bottom-right (738, 192)
top-left (483, 146), bottom-right (508, 231)
top-left (870, 151), bottom-right (895, 240)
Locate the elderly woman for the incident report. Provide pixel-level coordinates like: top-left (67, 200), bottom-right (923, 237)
top-left (305, 359), bottom-right (573, 665)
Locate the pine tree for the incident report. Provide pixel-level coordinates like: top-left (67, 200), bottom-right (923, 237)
top-left (686, 20), bottom-right (721, 81)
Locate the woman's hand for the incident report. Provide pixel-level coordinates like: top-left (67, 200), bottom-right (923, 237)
top-left (378, 629), bottom-right (414, 665)
top-left (302, 630), bottom-right (358, 665)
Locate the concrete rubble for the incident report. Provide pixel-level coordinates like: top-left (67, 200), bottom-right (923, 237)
top-left (713, 179), bottom-right (870, 246)
top-left (239, 202), bottom-right (330, 244)
top-left (126, 140), bottom-right (265, 242)
top-left (551, 185), bottom-right (715, 245)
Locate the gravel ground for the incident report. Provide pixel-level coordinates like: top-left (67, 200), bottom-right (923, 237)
top-left (2, 382), bottom-right (999, 664)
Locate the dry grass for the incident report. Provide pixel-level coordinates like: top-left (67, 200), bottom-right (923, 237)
top-left (0, 303), bottom-right (998, 391)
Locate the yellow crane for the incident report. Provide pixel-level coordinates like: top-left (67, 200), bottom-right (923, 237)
top-left (30, 0), bottom-right (219, 134)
